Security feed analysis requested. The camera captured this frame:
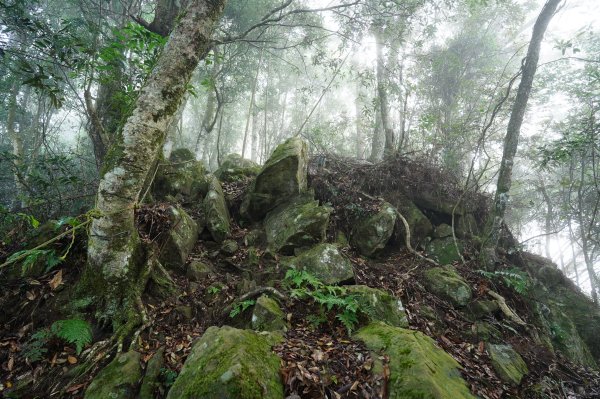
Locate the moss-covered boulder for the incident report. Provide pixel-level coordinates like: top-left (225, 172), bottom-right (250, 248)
top-left (284, 243), bottom-right (354, 285)
top-left (423, 266), bottom-right (472, 307)
top-left (152, 148), bottom-right (207, 203)
top-left (166, 326), bottom-right (283, 399)
top-left (426, 237), bottom-right (463, 265)
top-left (159, 206), bottom-right (199, 272)
top-left (203, 175), bottom-right (231, 243)
top-left (385, 192), bottom-right (433, 247)
top-left (351, 202), bottom-right (397, 257)
top-left (355, 322), bottom-right (475, 399)
top-left (523, 252), bottom-right (600, 366)
top-left (186, 260), bottom-right (215, 281)
top-left (433, 223), bottom-right (453, 238)
top-left (215, 154), bottom-right (261, 182)
top-left (345, 285), bottom-right (408, 327)
top-left (264, 197), bottom-right (331, 255)
top-left (486, 344), bottom-right (528, 386)
top-left (251, 295), bottom-right (286, 332)
top-left (456, 213), bottom-right (480, 238)
top-left (84, 351), bottom-right (142, 399)
top-left (241, 137), bottom-right (308, 222)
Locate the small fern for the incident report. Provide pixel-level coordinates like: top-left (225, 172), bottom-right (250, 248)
top-left (51, 319), bottom-right (92, 354)
top-left (477, 268), bottom-right (530, 294)
top-left (284, 270), bottom-right (363, 333)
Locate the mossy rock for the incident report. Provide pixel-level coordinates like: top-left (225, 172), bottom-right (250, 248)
top-left (486, 344), bottom-right (528, 386)
top-left (159, 206), bottom-right (199, 272)
top-left (166, 326), bottom-right (283, 399)
top-left (423, 266), bottom-right (472, 307)
top-left (355, 322), bottom-right (475, 399)
top-left (351, 202), bottom-right (397, 257)
top-left (139, 347), bottom-right (165, 399)
top-left (426, 237), bottom-right (463, 265)
top-left (433, 223), bottom-right (453, 238)
top-left (84, 351), bottom-right (142, 399)
top-left (152, 148), bottom-right (207, 203)
top-left (283, 243), bottom-right (354, 285)
top-left (215, 154), bottom-right (261, 182)
top-left (465, 300), bottom-right (499, 320)
top-left (203, 175), bottom-right (231, 243)
top-left (265, 197), bottom-right (331, 255)
top-left (251, 295), bottom-right (287, 332)
top-left (456, 213), bottom-right (480, 238)
top-left (345, 285), bottom-right (408, 327)
top-left (385, 192), bottom-right (433, 247)
top-left (186, 260), bottom-right (215, 281)
top-left (241, 137), bottom-right (308, 222)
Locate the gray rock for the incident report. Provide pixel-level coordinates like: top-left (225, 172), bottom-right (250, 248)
top-left (159, 206), bottom-right (199, 272)
top-left (284, 243), bottom-right (354, 285)
top-left (487, 344), bottom-right (528, 386)
top-left (423, 266), bottom-right (472, 307)
top-left (351, 202), bottom-right (397, 257)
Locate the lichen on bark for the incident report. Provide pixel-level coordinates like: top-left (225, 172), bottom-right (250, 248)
top-left (82, 0), bottom-right (227, 333)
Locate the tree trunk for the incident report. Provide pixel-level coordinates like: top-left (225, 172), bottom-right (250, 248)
top-left (538, 179), bottom-right (554, 259)
top-left (374, 25), bottom-right (395, 156)
top-left (491, 0), bottom-right (561, 244)
top-left (7, 81), bottom-right (26, 209)
top-left (84, 0), bottom-right (226, 331)
top-left (242, 47), bottom-right (264, 158)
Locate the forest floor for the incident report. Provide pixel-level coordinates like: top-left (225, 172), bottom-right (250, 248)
top-left (2, 215), bottom-right (600, 399)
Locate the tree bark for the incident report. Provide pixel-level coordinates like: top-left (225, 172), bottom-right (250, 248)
top-left (491, 0), bottom-right (561, 243)
top-left (84, 0), bottom-right (226, 331)
top-left (7, 81), bottom-right (26, 209)
top-left (374, 24), bottom-right (395, 157)
top-left (242, 47), bottom-right (264, 158)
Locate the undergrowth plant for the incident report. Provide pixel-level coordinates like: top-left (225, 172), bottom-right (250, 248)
top-left (23, 318), bottom-right (92, 362)
top-left (284, 269), bottom-right (362, 333)
top-left (477, 268), bottom-right (531, 294)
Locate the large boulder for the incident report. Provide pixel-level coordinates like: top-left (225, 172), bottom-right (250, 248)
top-left (264, 197), bottom-right (331, 255)
top-left (423, 266), bottom-right (472, 307)
top-left (84, 351), bottom-right (142, 399)
top-left (166, 326), bottom-right (283, 399)
top-left (523, 252), bottom-right (600, 366)
top-left (159, 206), bottom-right (199, 272)
top-left (355, 322), bottom-right (475, 399)
top-left (214, 154), bottom-right (260, 182)
top-left (426, 237), bottom-right (463, 265)
top-left (351, 202), bottom-right (397, 257)
top-left (284, 243), bottom-right (354, 285)
top-left (345, 285), bottom-right (408, 327)
top-left (152, 148), bottom-right (207, 203)
top-left (203, 175), bottom-right (231, 243)
top-left (241, 137), bottom-right (308, 221)
top-left (486, 344), bottom-right (528, 386)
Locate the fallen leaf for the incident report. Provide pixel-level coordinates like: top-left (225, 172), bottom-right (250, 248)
top-left (48, 270), bottom-right (63, 290)
top-left (25, 291), bottom-right (36, 301)
top-left (67, 356), bottom-right (78, 364)
top-left (7, 356), bottom-right (14, 371)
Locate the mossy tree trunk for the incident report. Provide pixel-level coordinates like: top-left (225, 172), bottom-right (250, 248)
top-left (84, 0), bottom-right (226, 331)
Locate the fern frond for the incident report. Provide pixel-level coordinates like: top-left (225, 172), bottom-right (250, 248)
top-left (51, 318), bottom-right (92, 354)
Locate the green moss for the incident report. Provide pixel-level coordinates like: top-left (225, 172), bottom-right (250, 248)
top-left (241, 137), bottom-right (308, 222)
top-left (264, 196), bottom-right (331, 254)
top-left (486, 344), bottom-right (528, 386)
top-left (166, 326), bottom-right (283, 399)
top-left (350, 202), bottom-right (397, 257)
top-left (426, 237), bottom-right (463, 265)
top-left (215, 154), bottom-right (260, 182)
top-left (158, 206), bottom-right (199, 272)
top-left (355, 322), bottom-right (475, 399)
top-left (251, 295), bottom-right (286, 331)
top-left (345, 285), bottom-right (408, 327)
top-left (423, 266), bottom-right (472, 307)
top-left (84, 351), bottom-right (142, 399)
top-left (283, 243), bottom-right (353, 285)
top-left (203, 175), bottom-right (231, 243)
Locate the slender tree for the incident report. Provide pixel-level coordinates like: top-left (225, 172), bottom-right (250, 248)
top-left (491, 0), bottom-right (562, 245)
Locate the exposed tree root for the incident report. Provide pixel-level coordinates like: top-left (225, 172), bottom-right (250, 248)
top-left (395, 209), bottom-right (439, 266)
top-left (487, 289), bottom-right (526, 326)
